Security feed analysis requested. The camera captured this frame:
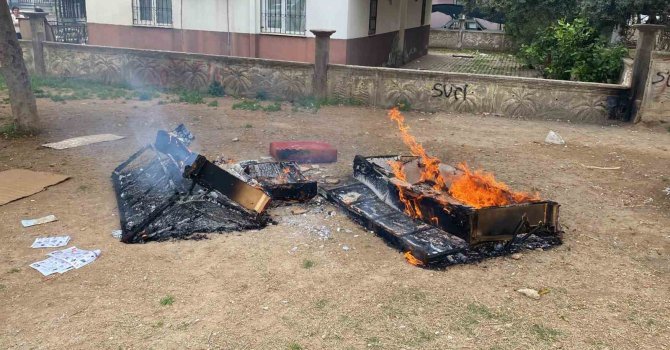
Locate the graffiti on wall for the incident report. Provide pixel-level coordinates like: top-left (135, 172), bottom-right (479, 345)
top-left (432, 83), bottom-right (469, 100)
top-left (652, 71), bottom-right (670, 87)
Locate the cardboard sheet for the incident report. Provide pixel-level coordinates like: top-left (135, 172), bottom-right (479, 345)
top-left (0, 169), bottom-right (69, 206)
top-left (42, 134), bottom-right (124, 150)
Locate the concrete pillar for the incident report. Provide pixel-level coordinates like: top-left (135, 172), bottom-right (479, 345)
top-left (397, 0), bottom-right (408, 55)
top-left (629, 24), bottom-right (665, 123)
top-left (310, 29), bottom-right (336, 100)
top-left (24, 11), bottom-right (49, 76)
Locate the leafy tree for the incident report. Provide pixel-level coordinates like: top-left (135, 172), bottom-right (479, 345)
top-left (466, 0), bottom-right (670, 46)
top-left (519, 18), bottom-right (628, 83)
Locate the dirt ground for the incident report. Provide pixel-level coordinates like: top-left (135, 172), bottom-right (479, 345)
top-left (0, 95), bottom-right (669, 350)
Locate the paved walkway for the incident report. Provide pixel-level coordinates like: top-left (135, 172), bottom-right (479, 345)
top-left (402, 50), bottom-right (541, 78)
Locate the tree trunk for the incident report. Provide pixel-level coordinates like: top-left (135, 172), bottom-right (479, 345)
top-left (0, 1), bottom-right (39, 134)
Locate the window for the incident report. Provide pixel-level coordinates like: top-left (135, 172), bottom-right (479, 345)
top-left (132, 0), bottom-right (172, 27)
top-left (261, 0), bottom-right (306, 35)
top-left (369, 0), bottom-right (378, 35)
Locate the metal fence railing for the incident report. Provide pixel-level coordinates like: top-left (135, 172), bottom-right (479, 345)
top-left (48, 20), bottom-right (87, 44)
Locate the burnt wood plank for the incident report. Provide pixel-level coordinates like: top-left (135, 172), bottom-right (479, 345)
top-left (323, 180), bottom-right (468, 265)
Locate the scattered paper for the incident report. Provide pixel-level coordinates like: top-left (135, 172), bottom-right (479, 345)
top-left (30, 246), bottom-right (101, 276)
top-left (111, 230), bottom-right (122, 240)
top-left (517, 288), bottom-right (541, 300)
top-left (30, 257), bottom-right (75, 276)
top-left (21, 215), bottom-right (57, 228)
top-left (31, 236), bottom-right (71, 248)
top-left (42, 134), bottom-right (125, 150)
top-left (580, 163), bottom-right (621, 170)
top-left (48, 247), bottom-right (101, 269)
top-left (544, 130), bottom-right (565, 145)
top-left (0, 169), bottom-right (69, 206)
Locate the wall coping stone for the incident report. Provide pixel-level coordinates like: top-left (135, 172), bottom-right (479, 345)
top-left (329, 64), bottom-right (629, 92)
top-left (42, 42), bottom-right (315, 69)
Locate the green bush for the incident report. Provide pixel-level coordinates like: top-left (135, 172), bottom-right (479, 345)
top-left (255, 90), bottom-right (269, 101)
top-left (520, 18), bottom-right (628, 83)
top-left (208, 81), bottom-right (225, 97)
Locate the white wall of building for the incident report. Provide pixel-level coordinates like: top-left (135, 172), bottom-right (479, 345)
top-left (347, 0), bottom-right (430, 39)
top-left (305, 0), bottom-right (349, 39)
top-left (86, 0), bottom-right (428, 39)
top-left (86, 0), bottom-right (133, 26)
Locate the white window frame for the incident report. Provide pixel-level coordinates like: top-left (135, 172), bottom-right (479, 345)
top-left (133, 0), bottom-right (173, 28)
top-left (261, 0), bottom-right (306, 36)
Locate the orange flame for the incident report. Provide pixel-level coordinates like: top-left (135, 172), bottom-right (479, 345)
top-left (389, 160), bottom-right (423, 217)
top-left (404, 251), bottom-right (424, 266)
top-left (387, 107), bottom-right (539, 211)
top-left (388, 108), bottom-right (447, 192)
top-left (276, 167), bottom-right (292, 184)
top-left (448, 163), bottom-right (539, 209)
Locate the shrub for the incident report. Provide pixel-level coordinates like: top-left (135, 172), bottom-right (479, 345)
top-left (208, 81), bottom-right (225, 97)
top-left (255, 90), bottom-right (269, 101)
top-left (519, 18), bottom-right (628, 83)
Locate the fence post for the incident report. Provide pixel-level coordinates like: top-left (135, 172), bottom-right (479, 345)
top-left (24, 11), bottom-right (49, 76)
top-left (310, 29), bottom-right (336, 101)
top-left (629, 24), bottom-right (665, 123)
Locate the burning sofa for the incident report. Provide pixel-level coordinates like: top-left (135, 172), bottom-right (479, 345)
top-left (321, 109), bottom-right (562, 266)
top-left (112, 125), bottom-right (316, 243)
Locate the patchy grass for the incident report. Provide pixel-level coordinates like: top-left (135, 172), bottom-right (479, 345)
top-left (314, 299), bottom-right (327, 310)
top-left (135, 90), bottom-right (158, 101)
top-left (366, 336), bottom-right (382, 348)
top-left (152, 320), bottom-right (165, 328)
top-left (177, 90), bottom-right (205, 104)
top-left (466, 303), bottom-right (497, 319)
top-left (291, 96), bottom-right (365, 113)
top-left (531, 324), bottom-right (562, 343)
top-left (0, 123), bottom-right (31, 139)
top-left (233, 99), bottom-right (282, 112)
top-left (292, 96), bottom-right (327, 112)
top-left (233, 99), bottom-right (262, 111)
top-left (452, 303), bottom-right (508, 336)
top-left (287, 343), bottom-right (303, 350)
top-left (159, 295), bottom-right (175, 306)
top-left (207, 100), bottom-right (219, 107)
top-left (302, 259), bottom-right (315, 269)
top-left (8, 267), bottom-right (20, 274)
top-left (244, 123), bottom-right (253, 128)
top-left (263, 101), bottom-right (282, 112)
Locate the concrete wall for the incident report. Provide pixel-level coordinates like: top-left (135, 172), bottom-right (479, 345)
top-left (642, 51), bottom-right (670, 119)
top-left (41, 42), bottom-right (314, 101)
top-left (33, 42), bottom-right (628, 124)
top-left (429, 29), bottom-right (511, 51)
top-left (328, 64), bottom-right (629, 123)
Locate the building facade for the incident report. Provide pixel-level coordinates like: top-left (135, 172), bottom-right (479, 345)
top-left (85, 0), bottom-right (431, 66)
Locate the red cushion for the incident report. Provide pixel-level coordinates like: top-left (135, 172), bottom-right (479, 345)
top-left (270, 141), bottom-right (337, 163)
